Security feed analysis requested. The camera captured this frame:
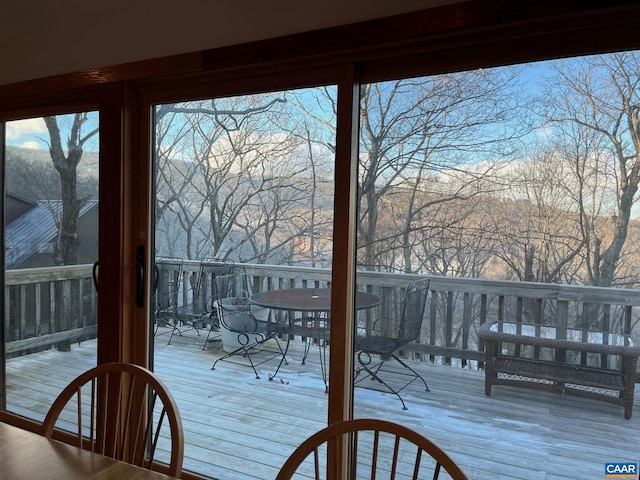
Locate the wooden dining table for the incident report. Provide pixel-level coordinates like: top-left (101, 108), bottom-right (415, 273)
top-left (0, 422), bottom-right (177, 479)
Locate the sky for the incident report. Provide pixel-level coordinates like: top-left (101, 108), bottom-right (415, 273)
top-left (2, 57), bottom-right (558, 157)
top-left (6, 117), bottom-right (47, 150)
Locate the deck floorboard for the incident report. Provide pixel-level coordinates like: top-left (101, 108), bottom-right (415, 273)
top-left (5, 330), bottom-right (640, 479)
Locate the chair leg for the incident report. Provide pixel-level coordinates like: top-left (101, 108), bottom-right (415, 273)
top-left (201, 315), bottom-right (220, 350)
top-left (211, 333), bottom-right (289, 380)
top-left (154, 314), bottom-right (177, 338)
top-left (267, 336), bottom-right (290, 381)
top-left (355, 351), bottom-right (430, 410)
top-left (391, 353), bottom-right (430, 392)
top-left (356, 355), bottom-right (408, 410)
top-left (301, 336), bottom-right (312, 365)
top-left (318, 339), bottom-right (328, 393)
top-left (168, 316), bottom-right (201, 345)
top-left (167, 322), bottom-right (180, 345)
top-left (212, 341), bottom-right (262, 379)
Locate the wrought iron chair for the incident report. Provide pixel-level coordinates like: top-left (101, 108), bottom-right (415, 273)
top-left (153, 257), bottom-right (183, 337)
top-left (276, 418), bottom-right (468, 480)
top-left (354, 279), bottom-right (431, 410)
top-left (211, 269), bottom-right (290, 379)
top-left (42, 362), bottom-right (184, 477)
top-left (173, 258), bottom-right (235, 348)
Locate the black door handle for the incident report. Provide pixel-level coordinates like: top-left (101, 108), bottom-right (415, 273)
top-left (92, 261), bottom-right (99, 292)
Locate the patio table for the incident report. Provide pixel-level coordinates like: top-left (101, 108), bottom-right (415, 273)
top-left (479, 320), bottom-right (640, 419)
top-left (250, 288), bottom-right (380, 391)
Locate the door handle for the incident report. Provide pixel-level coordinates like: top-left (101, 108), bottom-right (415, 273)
top-left (92, 261), bottom-right (99, 292)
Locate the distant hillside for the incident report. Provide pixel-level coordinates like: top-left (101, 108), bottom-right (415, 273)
top-left (5, 146), bottom-right (99, 201)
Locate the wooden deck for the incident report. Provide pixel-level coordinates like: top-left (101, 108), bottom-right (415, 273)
top-left (6, 330), bottom-right (640, 480)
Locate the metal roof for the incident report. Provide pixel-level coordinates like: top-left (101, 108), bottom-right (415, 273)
top-left (5, 200), bottom-right (98, 268)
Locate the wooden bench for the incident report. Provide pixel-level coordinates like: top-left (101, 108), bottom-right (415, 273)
top-left (478, 320), bottom-right (640, 419)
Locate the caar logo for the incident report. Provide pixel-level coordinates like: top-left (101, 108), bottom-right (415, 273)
top-left (605, 463), bottom-right (638, 479)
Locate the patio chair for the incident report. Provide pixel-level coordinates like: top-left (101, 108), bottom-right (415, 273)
top-left (42, 362), bottom-right (184, 477)
top-left (354, 279), bottom-right (431, 410)
top-left (173, 258), bottom-right (236, 348)
top-left (276, 418), bottom-right (468, 480)
top-left (211, 269), bottom-right (290, 379)
top-left (153, 257), bottom-right (183, 337)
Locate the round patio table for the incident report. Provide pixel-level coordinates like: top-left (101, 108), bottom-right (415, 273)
top-left (250, 288), bottom-right (380, 391)
top-left (250, 288), bottom-right (379, 313)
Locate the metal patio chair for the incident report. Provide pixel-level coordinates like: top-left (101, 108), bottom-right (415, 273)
top-left (173, 258), bottom-right (236, 348)
top-left (153, 257), bottom-right (183, 337)
top-left (211, 269), bottom-right (290, 379)
top-left (354, 279), bottom-right (431, 410)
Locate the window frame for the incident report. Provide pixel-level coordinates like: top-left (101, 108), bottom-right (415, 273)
top-left (1, 2), bottom-right (640, 475)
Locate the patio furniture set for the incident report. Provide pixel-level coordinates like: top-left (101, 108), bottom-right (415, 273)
top-left (155, 258), bottom-right (640, 417)
top-left (153, 258), bottom-right (432, 408)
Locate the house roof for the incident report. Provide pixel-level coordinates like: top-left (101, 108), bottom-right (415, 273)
top-left (5, 200), bottom-right (98, 268)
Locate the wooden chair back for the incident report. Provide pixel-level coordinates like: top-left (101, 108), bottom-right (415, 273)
top-left (276, 418), bottom-right (467, 480)
top-left (42, 362), bottom-right (184, 477)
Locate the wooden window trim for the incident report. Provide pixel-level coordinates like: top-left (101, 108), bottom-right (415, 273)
top-left (2, 1), bottom-right (640, 104)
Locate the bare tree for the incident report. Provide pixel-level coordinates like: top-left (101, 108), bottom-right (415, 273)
top-left (488, 150), bottom-right (586, 284)
top-left (154, 93), bottom-right (329, 264)
top-left (540, 52), bottom-right (640, 287)
top-left (43, 113), bottom-right (98, 265)
top-left (358, 69), bottom-right (529, 272)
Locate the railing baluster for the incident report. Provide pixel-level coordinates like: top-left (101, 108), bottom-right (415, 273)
top-left (462, 292), bottom-right (470, 367)
top-left (556, 300), bottom-right (568, 363)
top-left (428, 291), bottom-right (438, 363)
top-left (19, 284), bottom-right (26, 341)
top-left (445, 291), bottom-right (453, 366)
top-left (35, 282), bottom-right (42, 337)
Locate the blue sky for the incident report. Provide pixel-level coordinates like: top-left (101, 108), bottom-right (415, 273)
top-left (5, 117), bottom-right (48, 150)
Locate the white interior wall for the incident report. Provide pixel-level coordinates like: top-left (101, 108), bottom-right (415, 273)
top-left (0, 0), bottom-right (452, 86)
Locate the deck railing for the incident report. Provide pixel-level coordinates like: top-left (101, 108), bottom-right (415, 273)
top-left (6, 262), bottom-right (640, 374)
top-left (5, 265), bottom-right (97, 355)
top-left (238, 263), bottom-right (640, 369)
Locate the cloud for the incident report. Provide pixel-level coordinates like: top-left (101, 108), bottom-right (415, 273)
top-left (21, 141), bottom-right (43, 149)
top-left (6, 118), bottom-right (46, 141)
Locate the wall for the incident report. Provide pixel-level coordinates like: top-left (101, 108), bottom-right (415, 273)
top-left (0, 0), bottom-right (452, 86)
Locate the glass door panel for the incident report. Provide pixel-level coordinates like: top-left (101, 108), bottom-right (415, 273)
top-left (152, 87), bottom-right (336, 479)
top-left (2, 112), bottom-right (99, 420)
top-left (352, 54), bottom-right (640, 479)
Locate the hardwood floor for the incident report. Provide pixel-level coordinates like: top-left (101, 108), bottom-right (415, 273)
top-left (6, 330), bottom-right (640, 480)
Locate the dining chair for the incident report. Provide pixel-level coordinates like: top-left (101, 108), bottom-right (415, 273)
top-left (276, 418), bottom-right (468, 480)
top-left (354, 279), bottom-right (431, 410)
top-left (42, 362), bottom-right (184, 477)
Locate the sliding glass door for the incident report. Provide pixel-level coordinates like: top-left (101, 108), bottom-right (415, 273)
top-left (352, 52), bottom-right (640, 479)
top-left (1, 112), bottom-right (99, 420)
top-left (150, 85), bottom-right (337, 479)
